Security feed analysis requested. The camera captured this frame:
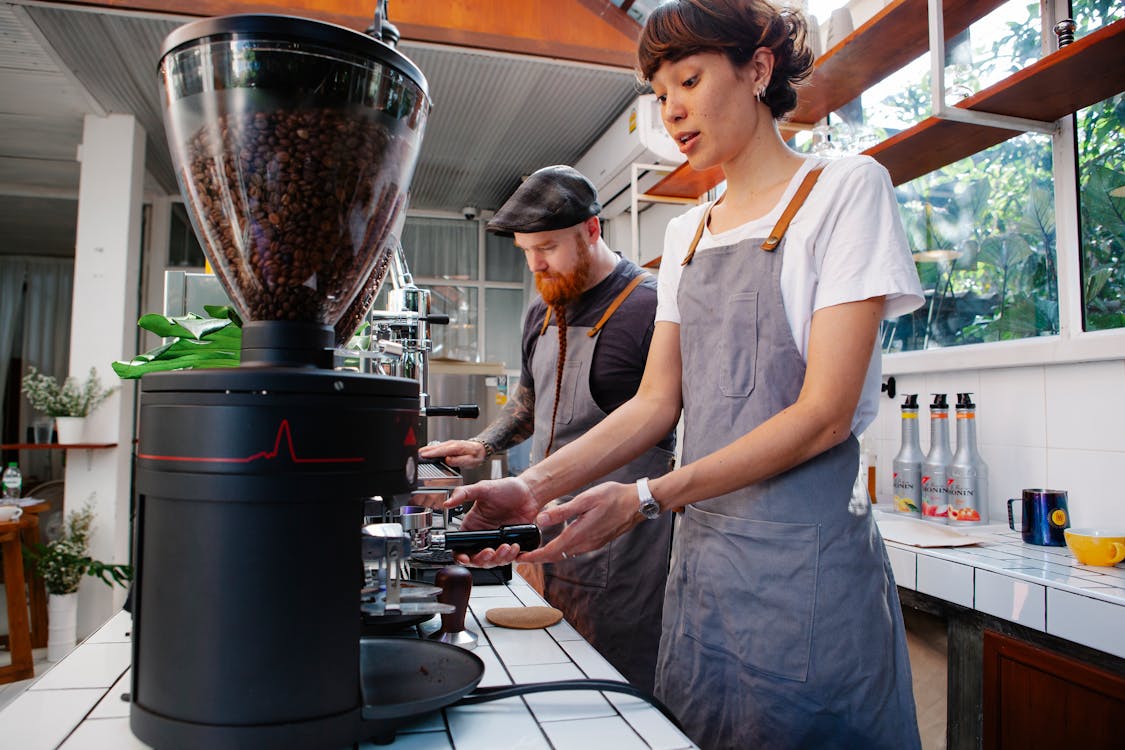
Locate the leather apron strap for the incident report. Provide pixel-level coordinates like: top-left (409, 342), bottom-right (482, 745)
top-left (681, 166), bottom-right (825, 265)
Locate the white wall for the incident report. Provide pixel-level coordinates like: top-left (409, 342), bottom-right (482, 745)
top-left (864, 359), bottom-right (1125, 530)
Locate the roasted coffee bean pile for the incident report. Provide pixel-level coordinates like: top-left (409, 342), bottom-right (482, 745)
top-left (182, 107), bottom-right (402, 325)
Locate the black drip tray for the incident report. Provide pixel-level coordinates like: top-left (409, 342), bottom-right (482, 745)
top-left (359, 637), bottom-right (484, 722)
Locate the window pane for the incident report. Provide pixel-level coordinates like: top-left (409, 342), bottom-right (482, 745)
top-left (169, 202), bottom-right (206, 267)
top-left (485, 288), bottom-right (524, 368)
top-left (485, 231), bottom-right (526, 282)
top-left (400, 217), bottom-right (478, 280)
top-left (797, 2), bottom-right (1045, 158)
top-left (882, 133), bottom-right (1058, 352)
top-left (1078, 92), bottom-right (1125, 332)
top-left (428, 285), bottom-right (478, 362)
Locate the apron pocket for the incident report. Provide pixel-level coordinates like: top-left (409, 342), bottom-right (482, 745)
top-left (679, 506), bottom-right (818, 681)
top-left (557, 358), bottom-right (583, 425)
top-left (720, 292), bottom-right (758, 398)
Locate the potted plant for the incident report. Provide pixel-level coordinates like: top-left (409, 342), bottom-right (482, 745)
top-left (20, 367), bottom-right (116, 444)
top-left (23, 502), bottom-right (132, 661)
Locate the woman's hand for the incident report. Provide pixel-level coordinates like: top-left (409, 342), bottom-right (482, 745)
top-left (443, 478), bottom-right (541, 567)
top-left (519, 481), bottom-right (642, 563)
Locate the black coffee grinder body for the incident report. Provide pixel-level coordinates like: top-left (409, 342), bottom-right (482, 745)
top-left (132, 13), bottom-right (451, 748)
top-left (131, 362), bottom-right (419, 748)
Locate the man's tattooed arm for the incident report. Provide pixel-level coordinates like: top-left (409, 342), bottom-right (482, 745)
top-left (475, 382), bottom-right (536, 452)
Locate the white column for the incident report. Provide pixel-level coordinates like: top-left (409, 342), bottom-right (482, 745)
top-left (66, 113), bottom-right (145, 637)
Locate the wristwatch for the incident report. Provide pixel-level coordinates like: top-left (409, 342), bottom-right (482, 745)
top-left (635, 477), bottom-right (661, 520)
top-left (468, 437), bottom-right (495, 458)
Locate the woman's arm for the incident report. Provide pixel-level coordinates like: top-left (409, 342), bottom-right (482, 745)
top-left (522, 296), bottom-right (885, 561)
top-left (442, 322), bottom-right (683, 543)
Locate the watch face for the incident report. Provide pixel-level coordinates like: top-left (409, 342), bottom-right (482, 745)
top-left (639, 498), bottom-right (661, 520)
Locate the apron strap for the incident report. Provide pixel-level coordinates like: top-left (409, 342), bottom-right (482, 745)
top-left (540, 307), bottom-right (553, 336)
top-left (761, 166), bottom-right (824, 251)
top-left (588, 273), bottom-right (648, 337)
top-left (681, 165), bottom-right (826, 265)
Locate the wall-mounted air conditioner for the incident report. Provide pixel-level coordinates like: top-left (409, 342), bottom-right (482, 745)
top-left (575, 94), bottom-right (685, 217)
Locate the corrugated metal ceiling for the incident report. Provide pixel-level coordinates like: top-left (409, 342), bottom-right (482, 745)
top-left (21, 4), bottom-right (642, 213)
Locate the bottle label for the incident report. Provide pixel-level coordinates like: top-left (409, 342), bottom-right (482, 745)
top-left (892, 464), bottom-right (921, 515)
top-left (948, 471), bottom-right (986, 524)
top-left (921, 471), bottom-right (951, 521)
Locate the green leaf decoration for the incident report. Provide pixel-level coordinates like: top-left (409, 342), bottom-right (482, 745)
top-left (114, 310), bottom-right (242, 379)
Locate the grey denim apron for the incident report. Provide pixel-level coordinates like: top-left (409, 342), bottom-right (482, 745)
top-left (655, 167), bottom-right (920, 749)
top-left (530, 279), bottom-right (675, 693)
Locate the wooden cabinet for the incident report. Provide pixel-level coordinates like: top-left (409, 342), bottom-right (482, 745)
top-left (982, 630), bottom-right (1125, 750)
top-left (645, 2), bottom-right (1125, 198)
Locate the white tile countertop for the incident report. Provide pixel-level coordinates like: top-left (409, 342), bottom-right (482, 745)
top-left (0, 574), bottom-right (695, 750)
top-left (875, 510), bottom-right (1125, 659)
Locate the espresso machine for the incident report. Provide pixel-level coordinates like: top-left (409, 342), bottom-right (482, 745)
top-left (129, 11), bottom-right (503, 749)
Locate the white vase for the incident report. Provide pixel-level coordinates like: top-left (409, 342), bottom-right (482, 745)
top-left (55, 416), bottom-right (86, 444)
top-left (47, 592), bottom-right (79, 662)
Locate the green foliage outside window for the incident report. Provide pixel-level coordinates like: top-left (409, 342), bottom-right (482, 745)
top-left (875, 1), bottom-right (1123, 351)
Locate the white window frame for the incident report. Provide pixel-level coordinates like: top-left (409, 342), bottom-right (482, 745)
top-left (407, 211), bottom-right (526, 366)
top-left (884, 0), bottom-right (1125, 375)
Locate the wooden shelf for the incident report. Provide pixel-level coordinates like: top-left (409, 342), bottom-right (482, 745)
top-left (0, 443), bottom-right (118, 450)
top-left (644, 15), bottom-right (1125, 198)
top-left (645, 163), bottom-right (724, 200)
top-left (643, 0), bottom-right (1007, 201)
top-left (867, 18), bottom-right (1125, 186)
top-left (789, 0), bottom-right (1007, 127)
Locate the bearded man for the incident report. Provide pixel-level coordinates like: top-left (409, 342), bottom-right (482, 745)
top-left (419, 165), bottom-right (674, 693)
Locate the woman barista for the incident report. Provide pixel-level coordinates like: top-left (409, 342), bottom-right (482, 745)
top-left (444, 2), bottom-right (924, 747)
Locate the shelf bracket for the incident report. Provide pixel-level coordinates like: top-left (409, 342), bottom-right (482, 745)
top-left (928, 0), bottom-right (1059, 136)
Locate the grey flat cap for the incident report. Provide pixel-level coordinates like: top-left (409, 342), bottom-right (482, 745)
top-left (486, 165), bottom-right (601, 237)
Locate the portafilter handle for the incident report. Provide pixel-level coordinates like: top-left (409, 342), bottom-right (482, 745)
top-left (431, 524), bottom-right (541, 553)
top-left (428, 564), bottom-right (477, 649)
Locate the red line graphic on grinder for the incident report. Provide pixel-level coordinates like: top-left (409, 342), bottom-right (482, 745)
top-left (138, 419), bottom-right (364, 464)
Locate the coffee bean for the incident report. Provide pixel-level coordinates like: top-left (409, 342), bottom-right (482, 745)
top-left (182, 107), bottom-right (403, 343)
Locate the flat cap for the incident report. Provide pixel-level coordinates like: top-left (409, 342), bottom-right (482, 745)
top-left (487, 165), bottom-right (601, 237)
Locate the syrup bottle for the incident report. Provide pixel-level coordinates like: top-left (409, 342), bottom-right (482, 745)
top-left (948, 393), bottom-right (989, 526)
top-left (892, 394), bottom-right (923, 517)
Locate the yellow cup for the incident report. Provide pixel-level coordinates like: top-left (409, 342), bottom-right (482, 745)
top-left (1064, 528), bottom-right (1125, 567)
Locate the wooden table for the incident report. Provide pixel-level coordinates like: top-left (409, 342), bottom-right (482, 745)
top-left (0, 501), bottom-right (50, 650)
top-left (0, 517), bottom-right (33, 683)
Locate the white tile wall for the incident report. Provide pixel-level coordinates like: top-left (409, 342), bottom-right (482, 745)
top-left (869, 360), bottom-right (1125, 531)
top-left (916, 556), bottom-right (974, 608)
top-left (974, 569), bottom-right (1045, 631)
top-left (1046, 588), bottom-right (1125, 659)
top-left (59, 718), bottom-right (150, 750)
top-left (539, 715), bottom-right (651, 750)
top-left (0, 688), bottom-right (105, 750)
top-left (886, 545), bottom-right (917, 590)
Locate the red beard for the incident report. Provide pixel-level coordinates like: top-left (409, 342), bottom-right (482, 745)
top-left (535, 236), bottom-right (593, 306)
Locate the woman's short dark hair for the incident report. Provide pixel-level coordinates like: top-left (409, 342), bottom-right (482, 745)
top-left (637, 0), bottom-right (814, 120)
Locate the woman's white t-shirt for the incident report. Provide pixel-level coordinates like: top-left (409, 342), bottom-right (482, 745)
top-left (656, 155), bottom-right (924, 435)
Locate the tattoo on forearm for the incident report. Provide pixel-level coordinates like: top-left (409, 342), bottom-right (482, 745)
top-left (476, 383), bottom-right (535, 451)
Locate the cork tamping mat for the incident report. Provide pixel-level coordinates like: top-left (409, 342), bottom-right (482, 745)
top-left (485, 606), bottom-right (563, 629)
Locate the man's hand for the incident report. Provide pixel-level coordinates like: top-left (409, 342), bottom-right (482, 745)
top-left (418, 439), bottom-right (487, 469)
top-left (443, 477), bottom-right (541, 567)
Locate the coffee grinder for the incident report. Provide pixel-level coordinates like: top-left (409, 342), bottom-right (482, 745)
top-left (129, 13), bottom-right (490, 749)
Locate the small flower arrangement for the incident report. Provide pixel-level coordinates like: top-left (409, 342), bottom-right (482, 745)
top-left (21, 366), bottom-right (115, 418)
top-left (24, 503), bottom-right (132, 595)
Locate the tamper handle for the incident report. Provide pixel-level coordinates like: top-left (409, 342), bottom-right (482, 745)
top-left (442, 524), bottom-right (541, 553)
top-left (435, 565), bottom-right (472, 634)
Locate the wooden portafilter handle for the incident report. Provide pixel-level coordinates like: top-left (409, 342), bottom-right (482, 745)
top-left (429, 565), bottom-right (477, 649)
